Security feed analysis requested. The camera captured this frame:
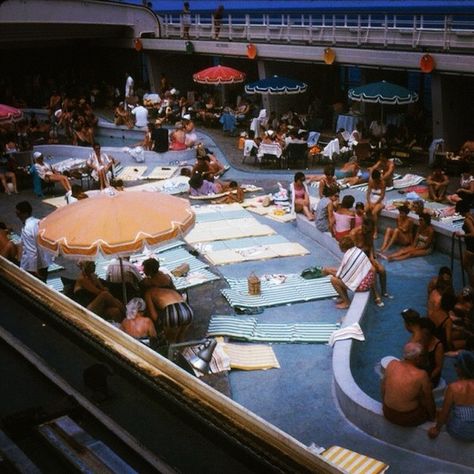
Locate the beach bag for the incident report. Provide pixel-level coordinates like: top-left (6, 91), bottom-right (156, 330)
top-left (247, 272), bottom-right (261, 295)
top-left (301, 266), bottom-right (323, 280)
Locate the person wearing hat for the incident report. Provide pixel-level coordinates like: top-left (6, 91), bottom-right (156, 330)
top-left (120, 297), bottom-right (157, 341)
top-left (378, 204), bottom-right (414, 255)
top-left (33, 152), bottom-right (71, 193)
top-left (428, 350), bottom-right (474, 441)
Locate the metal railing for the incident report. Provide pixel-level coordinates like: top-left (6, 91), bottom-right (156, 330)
top-left (160, 13), bottom-right (474, 52)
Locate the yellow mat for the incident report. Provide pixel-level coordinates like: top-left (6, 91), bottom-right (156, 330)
top-left (115, 165), bottom-right (147, 181)
top-left (222, 343), bottom-right (280, 370)
top-left (204, 242), bottom-right (309, 265)
top-left (184, 218), bottom-right (276, 244)
top-left (321, 446), bottom-right (389, 474)
top-left (145, 166), bottom-right (178, 180)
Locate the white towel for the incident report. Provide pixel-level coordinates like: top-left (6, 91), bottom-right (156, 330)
top-left (328, 323), bottom-right (365, 347)
top-left (323, 138), bottom-right (340, 158)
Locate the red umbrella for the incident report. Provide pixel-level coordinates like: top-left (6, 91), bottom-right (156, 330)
top-left (193, 65), bottom-right (246, 85)
top-left (0, 104), bottom-right (23, 124)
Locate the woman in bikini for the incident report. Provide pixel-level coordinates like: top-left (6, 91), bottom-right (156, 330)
top-left (333, 194), bottom-right (355, 240)
top-left (366, 169), bottom-right (386, 239)
top-left (385, 212), bottom-right (434, 262)
top-left (378, 204), bottom-right (414, 255)
top-left (290, 172), bottom-right (314, 220)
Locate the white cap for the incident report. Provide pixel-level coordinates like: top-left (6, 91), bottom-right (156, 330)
top-left (170, 88), bottom-right (177, 95)
top-left (33, 151), bottom-right (43, 159)
top-left (183, 114), bottom-right (191, 120)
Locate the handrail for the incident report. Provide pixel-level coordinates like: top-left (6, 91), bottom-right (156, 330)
top-left (160, 12), bottom-right (474, 52)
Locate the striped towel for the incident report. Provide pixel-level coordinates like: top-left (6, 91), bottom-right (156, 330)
top-left (207, 316), bottom-right (339, 343)
top-left (222, 343), bottom-right (280, 370)
top-left (337, 247), bottom-right (373, 292)
top-left (221, 274), bottom-right (337, 308)
top-left (48, 262), bottom-right (64, 273)
top-left (321, 446), bottom-right (389, 474)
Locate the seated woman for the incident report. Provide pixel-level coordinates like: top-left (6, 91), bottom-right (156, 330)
top-left (426, 164), bottom-right (449, 202)
top-left (114, 101), bottom-right (134, 129)
top-left (429, 291), bottom-right (457, 351)
top-left (428, 350), bottom-right (474, 442)
top-left (133, 123), bottom-right (154, 151)
top-left (0, 153), bottom-right (18, 195)
top-left (212, 181), bottom-right (244, 204)
top-left (144, 287), bottom-right (193, 343)
top-left (323, 236), bottom-right (376, 309)
top-left (169, 122), bottom-right (187, 151)
top-left (378, 205), bottom-right (414, 255)
top-left (314, 187), bottom-right (338, 234)
top-left (120, 297), bottom-right (157, 340)
top-left (189, 172), bottom-right (230, 197)
top-left (73, 261), bottom-right (125, 322)
top-left (307, 165), bottom-right (339, 198)
top-left (289, 172), bottom-right (314, 221)
top-left (0, 222), bottom-right (18, 262)
top-left (354, 201), bottom-right (365, 229)
top-left (384, 212), bottom-right (434, 262)
top-left (447, 163), bottom-right (474, 206)
top-left (333, 195), bottom-right (355, 241)
top-left (366, 169), bottom-right (386, 239)
top-left (33, 152), bottom-right (71, 193)
top-left (193, 144), bottom-right (225, 178)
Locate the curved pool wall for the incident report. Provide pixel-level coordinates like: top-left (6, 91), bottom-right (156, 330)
top-left (296, 213), bottom-right (474, 466)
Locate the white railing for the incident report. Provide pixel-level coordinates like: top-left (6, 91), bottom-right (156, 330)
top-left (160, 13), bottom-right (474, 52)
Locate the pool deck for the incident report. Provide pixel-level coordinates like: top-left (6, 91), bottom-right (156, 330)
top-left (2, 116), bottom-right (473, 473)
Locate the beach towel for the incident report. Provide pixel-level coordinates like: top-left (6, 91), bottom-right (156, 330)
top-left (204, 242), bottom-right (310, 265)
top-left (337, 247), bottom-right (373, 292)
top-left (222, 343), bottom-right (280, 370)
top-left (184, 218), bottom-right (275, 244)
top-left (207, 316), bottom-right (339, 343)
top-left (127, 176), bottom-right (190, 194)
top-left (115, 165), bottom-right (147, 181)
top-left (145, 166), bottom-right (178, 180)
top-left (221, 274), bottom-right (337, 308)
top-left (328, 323), bottom-right (365, 346)
top-left (322, 138), bottom-right (339, 159)
top-left (188, 184), bottom-right (263, 201)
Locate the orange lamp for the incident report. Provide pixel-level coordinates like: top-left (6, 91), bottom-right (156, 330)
top-left (247, 43), bottom-right (257, 59)
top-left (323, 47), bottom-right (336, 65)
top-left (134, 38), bottom-right (143, 52)
top-left (420, 54), bottom-right (435, 73)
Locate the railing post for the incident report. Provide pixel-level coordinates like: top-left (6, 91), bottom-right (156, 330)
top-left (412, 15), bottom-right (417, 48)
top-left (309, 14), bottom-right (313, 44)
top-left (357, 14), bottom-right (361, 45)
top-left (384, 14), bottom-right (388, 47)
top-left (332, 14), bottom-right (336, 44)
top-left (245, 14), bottom-right (250, 41)
top-left (228, 14), bottom-right (232, 41)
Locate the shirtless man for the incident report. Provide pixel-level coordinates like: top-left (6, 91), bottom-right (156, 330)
top-left (141, 258), bottom-right (175, 291)
top-left (370, 148), bottom-right (395, 188)
top-left (382, 342), bottom-right (436, 426)
top-left (144, 287), bottom-right (193, 343)
top-left (120, 297), bottom-right (157, 340)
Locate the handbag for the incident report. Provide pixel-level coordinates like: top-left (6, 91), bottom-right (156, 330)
top-left (301, 266), bottom-right (323, 279)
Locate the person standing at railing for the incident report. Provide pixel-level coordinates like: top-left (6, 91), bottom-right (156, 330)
top-left (213, 5), bottom-right (224, 40)
top-left (181, 2), bottom-right (191, 40)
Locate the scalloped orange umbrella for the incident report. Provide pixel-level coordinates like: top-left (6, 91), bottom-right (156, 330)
top-left (38, 191), bottom-right (195, 259)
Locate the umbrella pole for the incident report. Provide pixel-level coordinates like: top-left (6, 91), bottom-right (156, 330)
top-left (119, 257), bottom-right (128, 304)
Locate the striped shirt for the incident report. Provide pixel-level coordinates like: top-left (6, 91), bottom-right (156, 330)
top-left (106, 259), bottom-right (143, 289)
top-left (336, 246), bottom-right (372, 292)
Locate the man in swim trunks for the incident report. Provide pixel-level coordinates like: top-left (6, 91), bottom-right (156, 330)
top-left (144, 287), bottom-right (193, 343)
top-left (382, 342), bottom-right (436, 426)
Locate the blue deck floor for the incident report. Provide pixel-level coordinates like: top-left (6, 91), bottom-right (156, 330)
top-left (3, 123), bottom-right (473, 473)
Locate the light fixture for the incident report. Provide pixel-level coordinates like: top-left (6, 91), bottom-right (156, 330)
top-left (420, 53), bottom-right (435, 73)
top-left (323, 47), bottom-right (336, 65)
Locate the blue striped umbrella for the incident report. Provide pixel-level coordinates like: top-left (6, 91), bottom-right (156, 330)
top-left (245, 75), bottom-right (308, 95)
top-left (348, 80), bottom-right (418, 105)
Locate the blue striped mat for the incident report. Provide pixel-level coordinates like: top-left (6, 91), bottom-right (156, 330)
top-left (221, 274), bottom-right (338, 308)
top-left (207, 315), bottom-right (340, 343)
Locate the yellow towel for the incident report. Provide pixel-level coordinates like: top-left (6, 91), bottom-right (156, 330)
top-left (222, 343), bottom-right (280, 370)
top-left (321, 446), bottom-right (389, 474)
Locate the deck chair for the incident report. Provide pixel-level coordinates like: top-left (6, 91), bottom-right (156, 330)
top-left (257, 143), bottom-right (282, 168)
top-left (310, 444), bottom-right (389, 474)
top-left (284, 142), bottom-right (308, 169)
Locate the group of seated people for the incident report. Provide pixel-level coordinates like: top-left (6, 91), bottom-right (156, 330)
top-left (72, 257), bottom-right (193, 345)
top-left (381, 267), bottom-right (474, 442)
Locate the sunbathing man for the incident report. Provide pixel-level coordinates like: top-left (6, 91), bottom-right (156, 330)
top-left (426, 164), bottom-right (449, 202)
top-left (382, 342), bottom-right (436, 426)
top-left (144, 287), bottom-right (193, 343)
top-left (378, 205), bottom-right (414, 255)
top-left (120, 297), bottom-right (157, 340)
